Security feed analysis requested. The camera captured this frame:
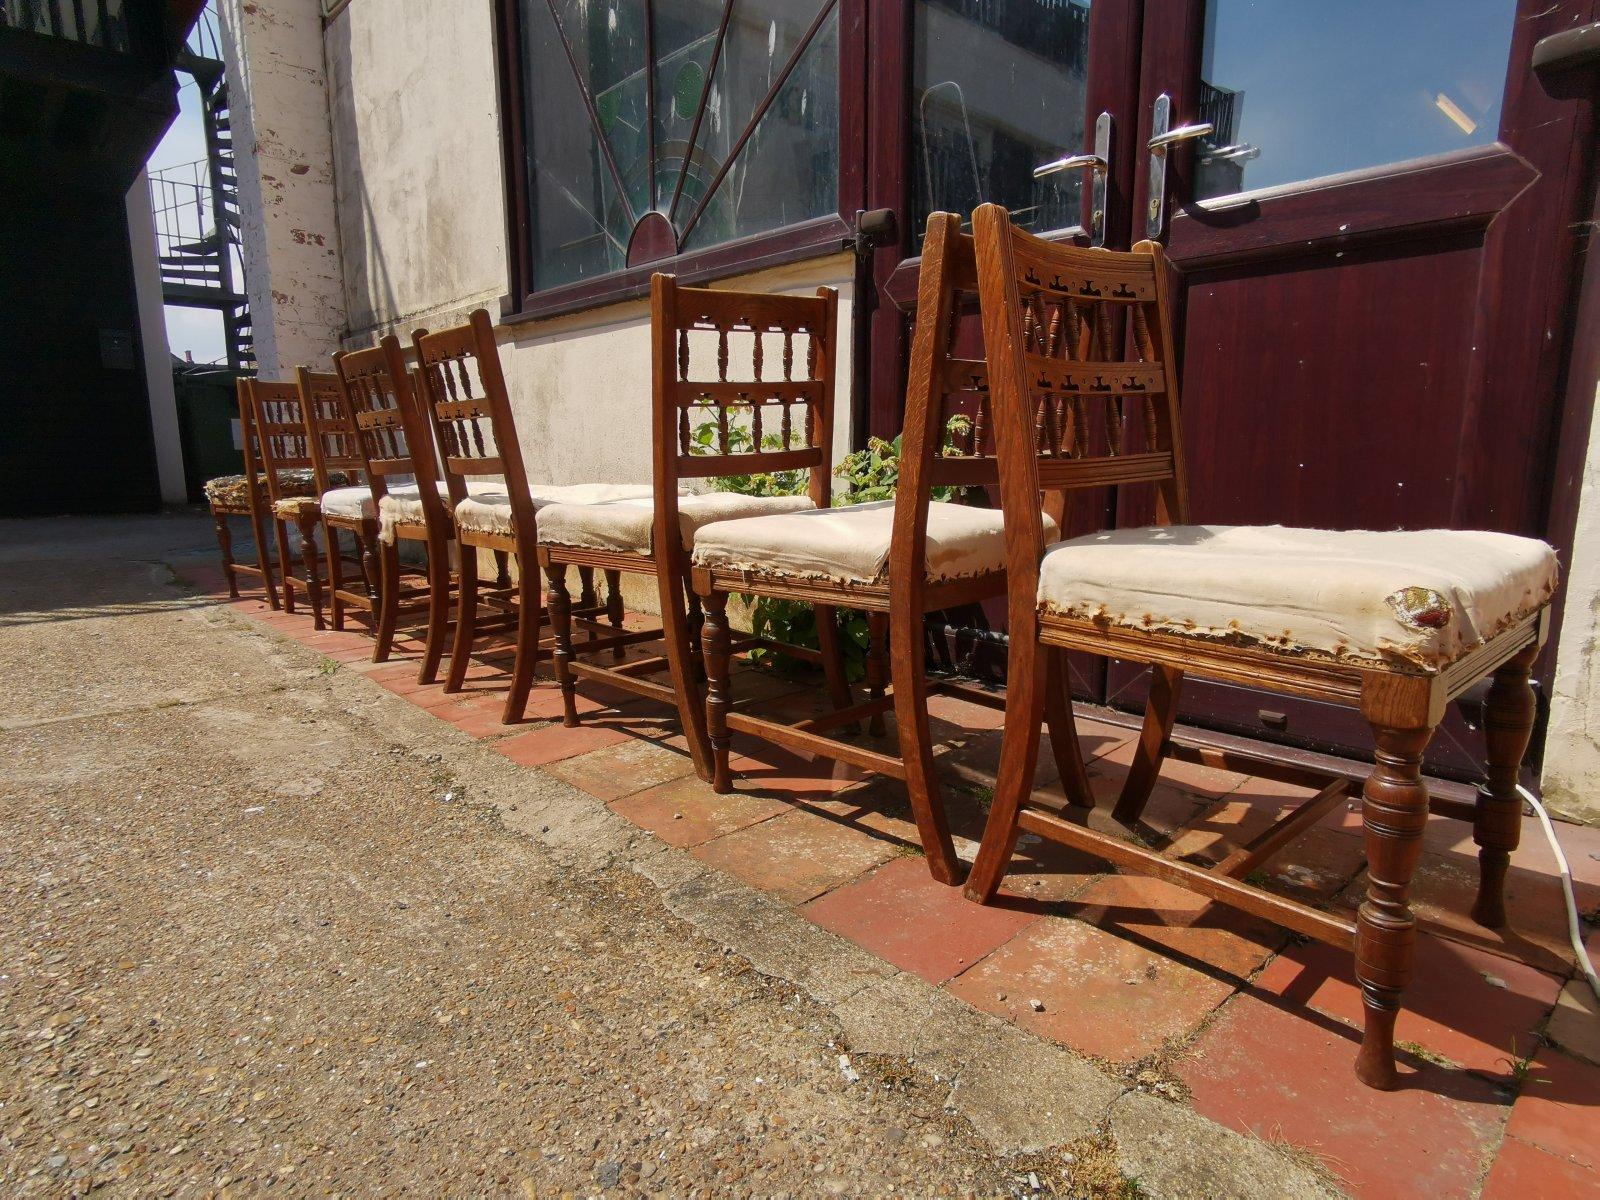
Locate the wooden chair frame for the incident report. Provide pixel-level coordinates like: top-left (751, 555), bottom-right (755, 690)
top-left (208, 380), bottom-right (280, 608)
top-left (411, 309), bottom-right (614, 723)
top-left (296, 366), bottom-right (381, 632)
top-left (536, 276), bottom-right (858, 781)
top-left (244, 377), bottom-right (326, 629)
top-left (689, 212), bottom-right (1043, 883)
top-left (964, 202), bottom-right (1546, 1089)
top-left (331, 337), bottom-right (455, 677)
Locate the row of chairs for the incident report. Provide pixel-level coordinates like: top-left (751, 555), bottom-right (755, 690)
top-left (206, 205), bottom-right (1560, 1090)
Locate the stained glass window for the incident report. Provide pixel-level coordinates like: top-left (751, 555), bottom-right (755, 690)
top-left (519, 0), bottom-right (841, 293)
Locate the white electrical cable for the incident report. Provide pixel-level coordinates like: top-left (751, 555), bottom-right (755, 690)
top-left (1519, 784), bottom-right (1600, 1004)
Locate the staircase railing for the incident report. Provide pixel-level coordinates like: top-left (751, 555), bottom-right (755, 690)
top-left (0, 0), bottom-right (131, 51)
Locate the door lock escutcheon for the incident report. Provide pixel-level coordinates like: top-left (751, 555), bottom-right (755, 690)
top-left (1032, 111), bottom-right (1112, 247)
top-left (1145, 93), bottom-right (1213, 240)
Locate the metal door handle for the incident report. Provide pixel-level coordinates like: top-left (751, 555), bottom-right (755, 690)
top-left (1145, 93), bottom-right (1213, 240)
top-left (1030, 112), bottom-right (1112, 246)
top-left (1148, 122), bottom-right (1214, 151)
top-left (1033, 152), bottom-right (1106, 179)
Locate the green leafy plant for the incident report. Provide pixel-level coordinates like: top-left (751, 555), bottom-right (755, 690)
top-left (699, 411), bottom-right (975, 679)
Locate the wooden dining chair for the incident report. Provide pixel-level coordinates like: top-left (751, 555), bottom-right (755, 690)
top-left (409, 309), bottom-right (645, 723)
top-left (964, 202), bottom-right (1560, 1089)
top-left (331, 337), bottom-right (456, 676)
top-left (533, 281), bottom-right (852, 777)
top-left (243, 376), bottom-right (329, 629)
top-left (296, 367), bottom-right (379, 632)
top-left (677, 211), bottom-right (1056, 883)
top-left (205, 380), bottom-right (280, 608)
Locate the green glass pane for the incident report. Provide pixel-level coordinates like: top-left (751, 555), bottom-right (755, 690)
top-left (680, 2), bottom-right (839, 250)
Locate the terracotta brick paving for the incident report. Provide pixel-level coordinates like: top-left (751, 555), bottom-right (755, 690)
top-left (191, 567), bottom-right (1600, 1199)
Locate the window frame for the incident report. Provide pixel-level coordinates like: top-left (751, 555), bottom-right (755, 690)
top-left (492, 0), bottom-right (868, 325)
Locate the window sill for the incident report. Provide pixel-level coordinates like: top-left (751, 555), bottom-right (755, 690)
top-left (498, 215), bottom-right (855, 328)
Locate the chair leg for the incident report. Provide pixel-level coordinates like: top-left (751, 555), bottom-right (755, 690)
top-left (326, 523), bottom-right (346, 631)
top-left (544, 562), bottom-right (579, 727)
top-left (373, 541), bottom-right (400, 663)
top-left (702, 589), bottom-right (735, 794)
top-left (212, 507), bottom-right (239, 598)
top-left (358, 521), bottom-right (381, 601)
top-left (418, 533), bottom-right (452, 685)
top-left (295, 509), bottom-right (325, 631)
top-left (1112, 665), bottom-right (1183, 825)
top-left (445, 545), bottom-right (478, 693)
top-left (888, 605), bottom-right (962, 885)
top-left (606, 568), bottom-right (626, 661)
top-left (1354, 722), bottom-right (1433, 1090)
top-left (658, 564), bottom-right (714, 782)
top-left (1472, 642), bottom-right (1539, 928)
top-left (578, 566), bottom-right (599, 653)
top-left (964, 639), bottom-right (1050, 904)
top-left (493, 549), bottom-right (511, 588)
top-left (813, 603), bottom-right (854, 713)
top-left (865, 611), bottom-right (888, 736)
top-left (249, 495), bottom-right (280, 610)
top-left (1043, 648), bottom-right (1095, 809)
top-left (274, 519), bottom-right (297, 614)
top-left (686, 586), bottom-right (705, 681)
top-left (503, 554), bottom-right (542, 725)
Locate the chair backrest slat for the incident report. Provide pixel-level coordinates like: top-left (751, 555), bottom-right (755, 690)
top-left (244, 378), bottom-right (315, 505)
top-left (971, 200), bottom-right (1190, 601)
top-left (332, 338), bottom-right (442, 519)
top-left (654, 278), bottom-right (839, 507)
top-left (411, 309), bottom-right (532, 550)
top-left (296, 366), bottom-right (367, 495)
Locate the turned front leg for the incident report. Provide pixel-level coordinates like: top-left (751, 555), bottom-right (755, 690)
top-left (294, 508), bottom-right (325, 631)
top-left (544, 562), bottom-right (578, 727)
top-left (701, 589), bottom-right (734, 794)
top-left (1473, 642), bottom-right (1539, 928)
top-left (1355, 723), bottom-right (1433, 1090)
top-left (212, 507), bottom-right (239, 598)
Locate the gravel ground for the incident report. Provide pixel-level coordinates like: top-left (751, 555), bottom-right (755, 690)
top-left (0, 518), bottom-right (1138, 1198)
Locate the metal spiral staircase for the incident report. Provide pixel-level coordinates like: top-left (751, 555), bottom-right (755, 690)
top-left (150, 4), bottom-right (252, 372)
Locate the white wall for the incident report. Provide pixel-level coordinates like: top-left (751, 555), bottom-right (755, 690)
top-left (126, 170), bottom-right (187, 505)
top-left (1543, 381), bottom-right (1600, 824)
top-left (217, 0), bottom-right (346, 377)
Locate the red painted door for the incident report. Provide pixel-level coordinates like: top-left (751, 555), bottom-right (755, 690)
top-left (878, 0), bottom-right (1596, 778)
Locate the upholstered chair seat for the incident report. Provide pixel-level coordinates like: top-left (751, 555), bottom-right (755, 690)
top-left (1035, 524), bottom-right (1559, 672)
top-left (691, 499), bottom-right (1058, 586)
top-left (207, 468), bottom-right (344, 510)
top-left (533, 491), bottom-right (814, 555)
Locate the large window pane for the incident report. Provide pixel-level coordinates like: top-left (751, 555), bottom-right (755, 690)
top-left (679, 4), bottom-right (839, 250)
top-left (519, 0), bottom-right (841, 294)
top-left (911, 0), bottom-right (1092, 247)
top-left (1195, 0), bottom-right (1516, 201)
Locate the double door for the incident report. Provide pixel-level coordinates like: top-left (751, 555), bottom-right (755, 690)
top-left (866, 0), bottom-right (1597, 775)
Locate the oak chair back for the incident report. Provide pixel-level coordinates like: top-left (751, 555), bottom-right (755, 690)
top-left (411, 309), bottom-right (533, 552)
top-left (652, 276), bottom-right (839, 536)
top-left (296, 367), bottom-right (368, 496)
top-left (332, 338), bottom-right (445, 528)
top-left (971, 202), bottom-right (1189, 563)
top-left (244, 378), bottom-right (314, 507)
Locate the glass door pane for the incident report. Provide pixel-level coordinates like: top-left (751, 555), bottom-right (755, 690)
top-left (910, 0), bottom-right (1092, 248)
top-left (1195, 0), bottom-right (1517, 201)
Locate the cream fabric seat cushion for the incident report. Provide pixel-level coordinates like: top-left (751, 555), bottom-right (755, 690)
top-left (455, 483), bottom-right (662, 539)
top-left (1036, 524), bottom-right (1559, 673)
top-left (535, 492), bottom-right (816, 555)
top-left (376, 481), bottom-right (503, 544)
top-left (322, 484), bottom-right (382, 522)
top-left (691, 499), bottom-right (1057, 586)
